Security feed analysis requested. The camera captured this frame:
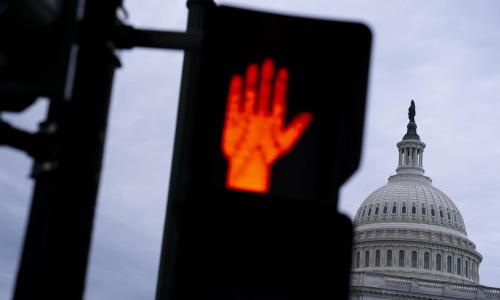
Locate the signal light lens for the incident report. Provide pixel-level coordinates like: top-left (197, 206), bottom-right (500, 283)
top-left (221, 58), bottom-right (313, 194)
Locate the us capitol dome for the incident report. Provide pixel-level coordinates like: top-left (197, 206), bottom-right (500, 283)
top-left (349, 101), bottom-right (500, 299)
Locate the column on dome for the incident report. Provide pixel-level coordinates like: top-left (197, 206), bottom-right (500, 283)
top-left (409, 147), bottom-right (412, 166)
top-left (407, 147), bottom-right (411, 166)
top-left (364, 248), bottom-right (370, 268)
top-left (430, 248), bottom-right (433, 271)
top-left (473, 262), bottom-right (476, 281)
top-left (402, 148), bottom-right (406, 166)
top-left (381, 246), bottom-right (386, 266)
top-left (465, 257), bottom-right (468, 277)
top-left (406, 148), bottom-right (409, 165)
top-left (431, 249), bottom-right (436, 272)
top-left (418, 149), bottom-right (422, 167)
top-left (375, 249), bottom-right (381, 267)
top-left (475, 262), bottom-right (478, 281)
top-left (476, 262), bottom-right (480, 282)
top-left (416, 149), bottom-right (420, 167)
top-left (452, 253), bottom-right (456, 274)
top-left (421, 147), bottom-right (424, 167)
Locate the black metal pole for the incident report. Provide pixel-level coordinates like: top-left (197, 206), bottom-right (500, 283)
top-left (155, 1), bottom-right (215, 299)
top-left (13, 0), bottom-right (121, 299)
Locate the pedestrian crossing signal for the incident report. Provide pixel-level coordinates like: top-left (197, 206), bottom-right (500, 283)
top-left (186, 5), bottom-right (372, 202)
top-left (158, 5), bottom-right (372, 300)
top-left (222, 58), bottom-right (313, 194)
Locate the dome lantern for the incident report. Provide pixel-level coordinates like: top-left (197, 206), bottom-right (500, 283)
top-left (394, 100), bottom-right (427, 178)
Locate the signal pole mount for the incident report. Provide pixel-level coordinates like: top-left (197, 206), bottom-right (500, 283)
top-left (155, 1), bottom-right (215, 299)
top-left (13, 0), bottom-right (122, 299)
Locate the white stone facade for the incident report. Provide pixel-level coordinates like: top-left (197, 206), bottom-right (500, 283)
top-left (350, 112), bottom-right (500, 299)
top-left (352, 176), bottom-right (482, 284)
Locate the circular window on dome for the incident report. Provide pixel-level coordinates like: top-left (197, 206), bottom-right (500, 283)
top-left (383, 206), bottom-right (388, 214)
top-left (411, 206), bottom-right (416, 215)
top-left (402, 205), bottom-right (407, 214)
top-left (392, 205), bottom-right (397, 214)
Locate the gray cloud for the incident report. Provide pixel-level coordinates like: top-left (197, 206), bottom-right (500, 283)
top-left (1, 0), bottom-right (499, 299)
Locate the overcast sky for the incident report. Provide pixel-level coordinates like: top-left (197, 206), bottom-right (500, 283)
top-left (1, 0), bottom-right (500, 299)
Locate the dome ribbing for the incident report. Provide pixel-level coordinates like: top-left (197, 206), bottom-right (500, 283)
top-left (351, 101), bottom-right (482, 284)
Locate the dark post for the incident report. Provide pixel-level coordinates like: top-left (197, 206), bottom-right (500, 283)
top-left (155, 1), bottom-right (215, 299)
top-left (13, 0), bottom-right (121, 299)
top-left (155, 3), bottom-right (372, 299)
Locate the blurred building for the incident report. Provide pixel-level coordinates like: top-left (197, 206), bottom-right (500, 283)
top-left (350, 103), bottom-right (500, 299)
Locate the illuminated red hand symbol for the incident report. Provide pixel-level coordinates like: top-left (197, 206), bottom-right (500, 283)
top-left (222, 58), bottom-right (313, 194)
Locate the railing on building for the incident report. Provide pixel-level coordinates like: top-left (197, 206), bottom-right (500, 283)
top-left (351, 272), bottom-right (500, 299)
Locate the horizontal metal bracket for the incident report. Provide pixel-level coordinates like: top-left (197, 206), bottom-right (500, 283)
top-left (114, 25), bottom-right (203, 50)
